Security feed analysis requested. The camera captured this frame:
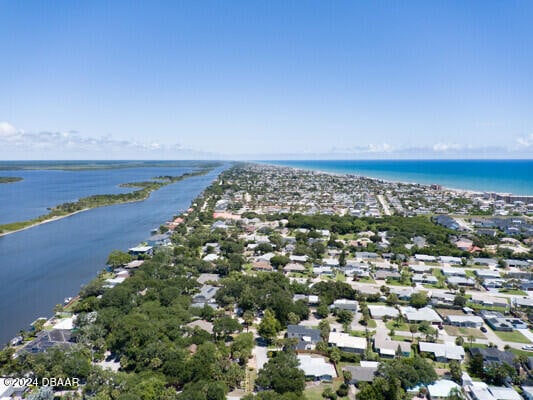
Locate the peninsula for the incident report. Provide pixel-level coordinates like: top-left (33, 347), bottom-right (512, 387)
top-left (2, 163), bottom-right (533, 400)
top-left (0, 176), bottom-right (22, 184)
top-left (0, 168), bottom-right (212, 236)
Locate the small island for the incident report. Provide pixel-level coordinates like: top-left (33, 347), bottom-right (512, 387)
top-left (0, 176), bottom-right (23, 184)
top-left (0, 169), bottom-right (211, 236)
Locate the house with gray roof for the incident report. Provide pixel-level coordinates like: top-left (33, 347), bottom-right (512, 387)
top-left (343, 362), bottom-right (379, 386)
top-left (286, 325), bottom-right (322, 350)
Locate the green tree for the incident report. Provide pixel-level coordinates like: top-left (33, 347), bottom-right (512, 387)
top-left (468, 353), bottom-right (484, 377)
top-left (328, 346), bottom-right (341, 364)
top-left (318, 319), bottom-right (330, 341)
top-left (449, 360), bottom-right (462, 384)
top-left (213, 316), bottom-right (242, 340)
top-left (287, 312), bottom-right (300, 325)
top-left (335, 309), bottom-right (353, 325)
top-left (484, 362), bottom-right (516, 385)
top-left (270, 255), bottom-right (291, 269)
top-left (231, 332), bottom-right (255, 365)
top-left (316, 304), bottom-right (329, 319)
top-left (243, 310), bottom-right (255, 331)
top-left (386, 293), bottom-right (399, 306)
top-left (453, 294), bottom-right (467, 308)
top-left (106, 250), bottom-right (132, 268)
top-left (409, 292), bottom-right (429, 309)
top-left (255, 350), bottom-right (305, 395)
top-left (258, 309), bottom-right (281, 342)
top-left (379, 356), bottom-right (437, 390)
top-left (321, 387), bottom-right (337, 399)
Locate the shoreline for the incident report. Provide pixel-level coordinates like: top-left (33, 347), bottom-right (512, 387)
top-left (0, 169), bottom-right (213, 238)
top-left (0, 197), bottom-right (148, 238)
top-left (258, 161), bottom-right (533, 198)
top-left (0, 165), bottom-right (225, 345)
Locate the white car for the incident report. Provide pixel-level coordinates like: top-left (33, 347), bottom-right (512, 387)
top-left (521, 345), bottom-right (533, 351)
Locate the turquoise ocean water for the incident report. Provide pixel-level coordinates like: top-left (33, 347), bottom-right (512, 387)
top-left (263, 160), bottom-right (533, 195)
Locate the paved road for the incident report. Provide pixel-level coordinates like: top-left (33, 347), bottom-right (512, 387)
top-left (377, 195), bottom-right (392, 216)
top-left (518, 328), bottom-right (533, 343)
top-left (252, 345), bottom-right (268, 371)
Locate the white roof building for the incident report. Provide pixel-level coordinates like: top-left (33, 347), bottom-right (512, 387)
top-left (328, 332), bottom-right (367, 352)
top-left (427, 379), bottom-right (461, 399)
top-left (419, 342), bottom-right (465, 361)
top-left (401, 306), bottom-right (443, 324)
top-left (297, 354), bottom-right (337, 379)
top-left (368, 305), bottom-right (399, 319)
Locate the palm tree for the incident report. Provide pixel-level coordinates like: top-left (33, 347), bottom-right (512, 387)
top-left (409, 324), bottom-right (418, 342)
top-left (468, 334), bottom-right (475, 348)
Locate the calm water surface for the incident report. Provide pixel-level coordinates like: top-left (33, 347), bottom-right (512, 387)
top-left (0, 164), bottom-right (227, 344)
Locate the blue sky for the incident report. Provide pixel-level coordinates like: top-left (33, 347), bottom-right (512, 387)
top-left (1, 1), bottom-right (532, 159)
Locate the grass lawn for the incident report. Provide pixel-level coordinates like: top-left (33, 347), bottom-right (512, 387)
top-left (386, 320), bottom-right (410, 332)
top-left (357, 277), bottom-right (377, 283)
top-left (366, 319), bottom-right (377, 328)
top-left (463, 343), bottom-right (489, 350)
top-left (499, 289), bottom-right (527, 296)
top-left (385, 280), bottom-right (412, 287)
top-left (494, 330), bottom-right (531, 344)
top-left (509, 347), bottom-right (533, 358)
top-left (436, 308), bottom-right (466, 317)
top-left (350, 330), bottom-right (374, 337)
top-left (335, 272), bottom-right (346, 282)
top-left (304, 380), bottom-right (347, 400)
top-left (466, 302), bottom-right (508, 314)
top-left (390, 335), bottom-right (413, 342)
top-left (444, 325), bottom-right (485, 339)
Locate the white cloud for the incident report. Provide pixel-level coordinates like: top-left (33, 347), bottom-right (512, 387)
top-left (330, 143), bottom-right (394, 154)
top-left (0, 121), bottom-right (19, 137)
top-left (432, 142), bottom-right (463, 152)
top-left (0, 121), bottom-right (213, 159)
top-left (517, 133), bottom-right (533, 148)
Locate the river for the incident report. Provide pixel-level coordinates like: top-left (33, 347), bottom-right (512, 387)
top-left (0, 163), bottom-right (228, 344)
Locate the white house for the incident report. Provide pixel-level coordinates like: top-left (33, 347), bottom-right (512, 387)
top-left (328, 332), bottom-right (367, 353)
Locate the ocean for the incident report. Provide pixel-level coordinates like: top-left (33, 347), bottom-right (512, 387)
top-left (263, 160), bottom-right (533, 195)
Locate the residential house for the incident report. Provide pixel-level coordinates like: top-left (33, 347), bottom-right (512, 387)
top-left (283, 263), bottom-right (306, 274)
top-left (426, 380), bottom-right (462, 400)
top-left (328, 332), bottom-right (366, 353)
top-left (368, 305), bottom-right (399, 319)
top-left (468, 347), bottom-right (517, 368)
top-left (128, 246), bottom-right (153, 257)
top-left (252, 261), bottom-right (273, 272)
top-left (192, 285), bottom-right (219, 306)
top-left (440, 256), bottom-right (463, 265)
top-left (446, 315), bottom-right (484, 328)
top-left (373, 336), bottom-right (411, 358)
top-left (441, 267), bottom-right (467, 277)
top-left (413, 274), bottom-right (438, 285)
top-left (470, 294), bottom-right (508, 309)
top-left (331, 299), bottom-right (358, 312)
top-left (401, 306), bottom-right (443, 325)
top-left (343, 362), bottom-right (379, 386)
top-left (414, 254), bottom-right (437, 262)
top-left (447, 276), bottom-right (476, 287)
top-left (286, 325), bottom-right (322, 351)
top-left (186, 320), bottom-right (214, 334)
top-left (431, 292), bottom-right (455, 306)
top-left (296, 354), bottom-right (337, 382)
top-left (419, 342), bottom-right (465, 362)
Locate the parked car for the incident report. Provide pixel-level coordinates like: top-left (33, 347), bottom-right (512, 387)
top-left (522, 345), bottom-right (533, 351)
top-left (480, 326), bottom-right (487, 333)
